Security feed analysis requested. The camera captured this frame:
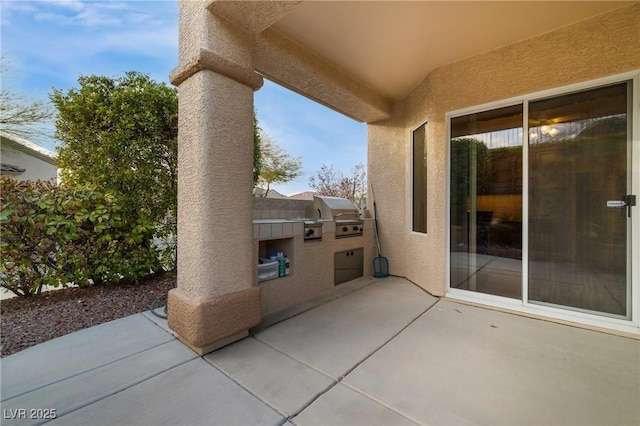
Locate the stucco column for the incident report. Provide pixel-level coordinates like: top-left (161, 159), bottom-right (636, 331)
top-left (167, 0), bottom-right (263, 355)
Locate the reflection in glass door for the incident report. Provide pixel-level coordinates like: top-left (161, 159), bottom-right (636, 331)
top-left (449, 79), bottom-right (635, 320)
top-left (528, 82), bottom-right (632, 318)
top-left (450, 105), bottom-right (523, 299)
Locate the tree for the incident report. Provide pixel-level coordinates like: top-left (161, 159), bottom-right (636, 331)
top-left (257, 132), bottom-right (302, 196)
top-left (450, 138), bottom-right (491, 228)
top-left (309, 163), bottom-right (367, 208)
top-left (253, 110), bottom-right (262, 186)
top-left (0, 55), bottom-right (53, 139)
top-left (50, 72), bottom-right (178, 268)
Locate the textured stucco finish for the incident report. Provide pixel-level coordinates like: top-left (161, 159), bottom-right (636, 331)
top-left (170, 1), bottom-right (264, 352)
top-left (167, 287), bottom-right (261, 352)
top-left (254, 28), bottom-right (391, 123)
top-left (370, 3), bottom-right (640, 296)
top-left (176, 69), bottom-right (255, 300)
top-left (208, 0), bottom-right (302, 34)
top-left (367, 106), bottom-right (409, 278)
top-left (178, 0), bottom-right (253, 68)
top-left (170, 48), bottom-right (263, 90)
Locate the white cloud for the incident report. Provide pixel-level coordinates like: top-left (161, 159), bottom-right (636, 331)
top-left (48, 0), bottom-right (85, 12)
top-left (33, 10), bottom-right (123, 26)
top-left (4, 1), bottom-right (177, 65)
top-left (0, 1), bottom-right (36, 26)
top-left (2, 0), bottom-right (178, 108)
top-left (12, 1), bottom-right (166, 28)
top-left (100, 26), bottom-right (179, 56)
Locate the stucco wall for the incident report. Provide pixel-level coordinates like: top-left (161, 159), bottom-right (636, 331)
top-left (1, 144), bottom-right (57, 182)
top-left (370, 4), bottom-right (640, 296)
top-left (368, 103), bottom-right (409, 278)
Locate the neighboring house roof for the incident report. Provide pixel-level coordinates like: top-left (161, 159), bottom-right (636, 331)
top-left (0, 131), bottom-right (57, 165)
top-left (1, 132), bottom-right (58, 180)
top-left (265, 189), bottom-right (287, 199)
top-left (253, 188), bottom-right (288, 199)
top-left (288, 191), bottom-right (316, 200)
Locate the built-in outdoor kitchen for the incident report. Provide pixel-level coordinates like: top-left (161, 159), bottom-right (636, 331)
top-left (253, 196), bottom-right (375, 317)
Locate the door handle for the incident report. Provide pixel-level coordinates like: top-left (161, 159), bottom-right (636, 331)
top-left (609, 195), bottom-right (636, 218)
top-left (606, 200), bottom-right (626, 208)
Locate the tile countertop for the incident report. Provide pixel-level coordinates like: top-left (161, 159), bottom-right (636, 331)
top-left (253, 219), bottom-right (308, 224)
top-left (253, 218), bottom-right (373, 240)
top-left (252, 218), bottom-right (372, 224)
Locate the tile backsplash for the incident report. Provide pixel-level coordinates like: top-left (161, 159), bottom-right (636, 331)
top-left (253, 198), bottom-right (311, 220)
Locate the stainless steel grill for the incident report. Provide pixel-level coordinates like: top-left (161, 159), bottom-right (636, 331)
top-left (306, 196), bottom-right (363, 239)
top-left (303, 220), bottom-right (322, 241)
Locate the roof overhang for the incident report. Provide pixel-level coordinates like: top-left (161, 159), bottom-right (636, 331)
top-left (207, 0), bottom-right (633, 122)
top-left (0, 132), bottom-right (57, 165)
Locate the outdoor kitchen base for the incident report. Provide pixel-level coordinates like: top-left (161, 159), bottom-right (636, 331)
top-left (253, 197), bottom-right (376, 320)
top-left (335, 248), bottom-right (364, 285)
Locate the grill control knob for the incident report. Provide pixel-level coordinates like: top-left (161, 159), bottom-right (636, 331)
top-left (342, 226), bottom-right (348, 232)
top-left (352, 226), bottom-right (359, 231)
top-left (305, 229), bottom-right (314, 237)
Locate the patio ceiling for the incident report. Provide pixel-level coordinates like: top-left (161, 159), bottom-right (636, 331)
top-left (270, 1), bottom-right (632, 102)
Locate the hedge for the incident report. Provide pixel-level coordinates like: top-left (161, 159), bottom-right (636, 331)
top-left (0, 177), bottom-right (160, 297)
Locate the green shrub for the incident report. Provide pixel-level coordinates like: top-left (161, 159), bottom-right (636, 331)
top-left (0, 177), bottom-right (160, 297)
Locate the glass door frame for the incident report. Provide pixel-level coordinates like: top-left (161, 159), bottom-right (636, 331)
top-left (445, 71), bottom-right (640, 334)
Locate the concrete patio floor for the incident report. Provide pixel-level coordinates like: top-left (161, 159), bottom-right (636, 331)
top-left (1, 277), bottom-right (638, 426)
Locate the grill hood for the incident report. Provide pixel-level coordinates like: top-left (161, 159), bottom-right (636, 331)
top-left (306, 196), bottom-right (361, 221)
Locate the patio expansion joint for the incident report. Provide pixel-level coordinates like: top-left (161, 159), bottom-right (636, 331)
top-left (202, 336), bottom-right (338, 419)
top-left (141, 310), bottom-right (182, 339)
top-left (254, 278), bottom-right (380, 333)
top-left (1, 340), bottom-right (186, 404)
top-left (284, 300), bottom-right (441, 424)
top-left (338, 300), bottom-right (440, 381)
top-left (339, 381), bottom-right (426, 426)
top-left (250, 336), bottom-right (336, 381)
top-left (45, 355), bottom-right (199, 423)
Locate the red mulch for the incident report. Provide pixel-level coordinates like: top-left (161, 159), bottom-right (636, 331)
top-left (1, 273), bottom-right (176, 357)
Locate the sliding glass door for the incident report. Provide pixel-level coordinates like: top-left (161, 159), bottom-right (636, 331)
top-left (450, 105), bottom-right (523, 299)
top-left (449, 79), bottom-right (635, 320)
top-left (528, 82), bottom-right (632, 318)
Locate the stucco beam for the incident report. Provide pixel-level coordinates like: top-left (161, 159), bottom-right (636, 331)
top-left (206, 0), bottom-right (302, 34)
top-left (254, 28), bottom-right (392, 123)
top-left (170, 48), bottom-right (263, 90)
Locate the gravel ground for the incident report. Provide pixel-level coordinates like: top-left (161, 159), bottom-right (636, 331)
top-left (0, 273), bottom-right (176, 357)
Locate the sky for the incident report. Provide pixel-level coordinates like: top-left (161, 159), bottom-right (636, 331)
top-left (0, 0), bottom-right (367, 195)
